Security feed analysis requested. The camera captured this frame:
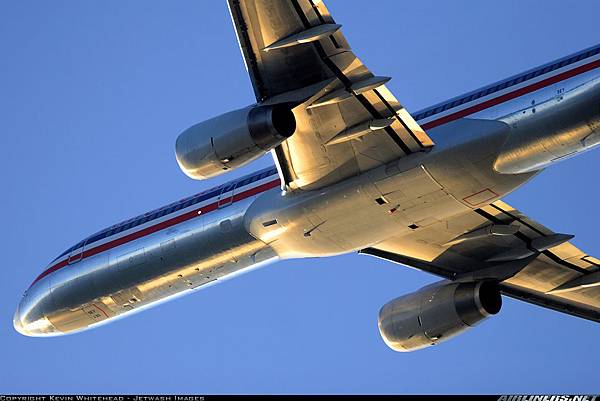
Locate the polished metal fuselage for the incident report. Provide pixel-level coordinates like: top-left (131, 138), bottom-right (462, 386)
top-left (14, 50), bottom-right (600, 336)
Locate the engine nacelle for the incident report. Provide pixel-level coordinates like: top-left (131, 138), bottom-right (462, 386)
top-left (378, 281), bottom-right (501, 352)
top-left (176, 104), bottom-right (296, 180)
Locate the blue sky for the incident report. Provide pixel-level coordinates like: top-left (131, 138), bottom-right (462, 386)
top-left (1, 0), bottom-right (599, 394)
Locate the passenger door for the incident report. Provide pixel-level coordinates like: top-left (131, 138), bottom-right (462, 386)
top-left (217, 181), bottom-right (239, 208)
top-left (67, 239), bottom-right (86, 264)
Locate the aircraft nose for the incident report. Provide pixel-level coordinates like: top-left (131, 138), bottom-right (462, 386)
top-left (13, 298), bottom-right (58, 337)
top-left (13, 307), bottom-right (25, 335)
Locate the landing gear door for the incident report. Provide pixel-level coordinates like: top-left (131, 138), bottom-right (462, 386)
top-left (67, 239), bottom-right (86, 264)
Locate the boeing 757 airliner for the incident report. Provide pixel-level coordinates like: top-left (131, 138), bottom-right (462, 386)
top-left (14, 1), bottom-right (600, 352)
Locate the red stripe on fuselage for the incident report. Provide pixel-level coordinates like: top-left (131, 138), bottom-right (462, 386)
top-left (31, 57), bottom-right (600, 286)
top-left (421, 58), bottom-right (600, 130)
top-left (32, 178), bottom-right (281, 285)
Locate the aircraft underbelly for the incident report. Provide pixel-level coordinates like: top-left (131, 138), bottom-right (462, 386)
top-left (495, 77), bottom-right (600, 173)
top-left (244, 121), bottom-right (533, 259)
top-left (45, 198), bottom-right (277, 334)
top-left (40, 112), bottom-right (550, 334)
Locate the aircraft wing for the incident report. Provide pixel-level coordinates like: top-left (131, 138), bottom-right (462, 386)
top-left (228, 0), bottom-right (434, 190)
top-left (360, 200), bottom-right (600, 322)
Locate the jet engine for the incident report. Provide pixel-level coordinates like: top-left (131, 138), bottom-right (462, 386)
top-left (176, 104), bottom-right (296, 180)
top-left (378, 281), bottom-right (501, 352)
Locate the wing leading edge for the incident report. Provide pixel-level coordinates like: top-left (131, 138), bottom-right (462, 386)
top-left (227, 0), bottom-right (434, 191)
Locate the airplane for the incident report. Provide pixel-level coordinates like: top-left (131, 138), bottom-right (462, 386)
top-left (13, 0), bottom-right (600, 352)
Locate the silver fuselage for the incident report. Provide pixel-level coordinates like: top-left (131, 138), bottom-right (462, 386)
top-left (14, 46), bottom-right (600, 336)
